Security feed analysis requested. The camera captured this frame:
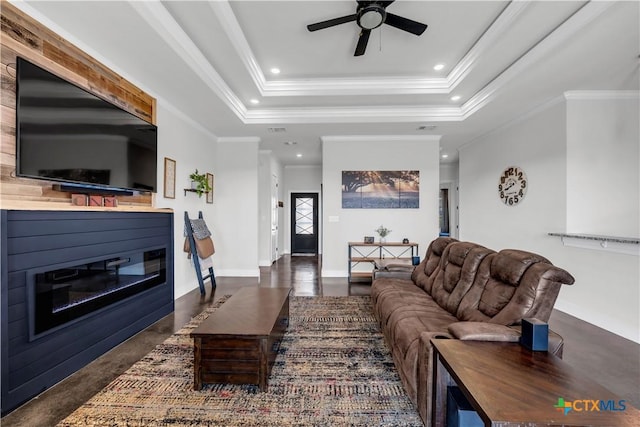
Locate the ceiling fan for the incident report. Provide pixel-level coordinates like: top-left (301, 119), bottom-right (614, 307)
top-left (307, 0), bottom-right (427, 57)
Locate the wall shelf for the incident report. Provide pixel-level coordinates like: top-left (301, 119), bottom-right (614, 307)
top-left (184, 188), bottom-right (210, 197)
top-left (548, 232), bottom-right (639, 256)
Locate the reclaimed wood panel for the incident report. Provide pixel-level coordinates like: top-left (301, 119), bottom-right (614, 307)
top-left (0, 1), bottom-right (155, 208)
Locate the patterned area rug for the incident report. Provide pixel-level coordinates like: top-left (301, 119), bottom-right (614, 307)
top-left (58, 295), bottom-right (423, 426)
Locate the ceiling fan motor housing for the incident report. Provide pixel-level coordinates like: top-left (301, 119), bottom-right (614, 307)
top-left (357, 4), bottom-right (386, 30)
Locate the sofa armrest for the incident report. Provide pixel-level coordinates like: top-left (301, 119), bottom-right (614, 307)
top-left (448, 322), bottom-right (521, 342)
top-left (448, 322), bottom-right (565, 357)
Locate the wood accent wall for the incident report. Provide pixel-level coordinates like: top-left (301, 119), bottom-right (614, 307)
top-left (0, 1), bottom-right (156, 209)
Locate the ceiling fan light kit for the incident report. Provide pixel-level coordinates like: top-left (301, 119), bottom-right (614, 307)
top-left (358, 5), bottom-right (386, 30)
top-left (307, 0), bottom-right (427, 57)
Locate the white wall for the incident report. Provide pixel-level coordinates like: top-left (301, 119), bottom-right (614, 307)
top-left (214, 137), bottom-right (260, 277)
top-left (566, 93), bottom-right (640, 236)
top-left (153, 103), bottom-right (218, 299)
top-left (459, 95), bottom-right (640, 343)
top-left (322, 136), bottom-right (440, 277)
top-left (283, 165), bottom-right (323, 254)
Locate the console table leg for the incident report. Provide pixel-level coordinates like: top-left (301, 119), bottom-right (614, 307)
top-left (432, 351), bottom-right (451, 427)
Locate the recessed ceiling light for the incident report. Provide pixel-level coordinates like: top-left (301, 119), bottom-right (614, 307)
top-left (270, 67), bottom-right (281, 75)
top-left (441, 154), bottom-right (449, 159)
top-left (450, 95), bottom-right (461, 101)
top-left (296, 153), bottom-right (302, 158)
top-left (249, 99), bottom-right (260, 105)
top-left (433, 64), bottom-right (444, 71)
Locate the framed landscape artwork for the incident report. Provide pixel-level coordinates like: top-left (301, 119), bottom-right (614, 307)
top-left (342, 170), bottom-right (420, 209)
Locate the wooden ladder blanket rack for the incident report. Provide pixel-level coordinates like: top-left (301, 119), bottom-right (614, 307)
top-left (184, 211), bottom-right (217, 294)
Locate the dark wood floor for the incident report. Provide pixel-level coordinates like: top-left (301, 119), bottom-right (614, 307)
top-left (2, 255), bottom-right (638, 426)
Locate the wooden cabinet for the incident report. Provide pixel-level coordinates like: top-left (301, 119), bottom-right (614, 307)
top-left (348, 242), bottom-right (419, 282)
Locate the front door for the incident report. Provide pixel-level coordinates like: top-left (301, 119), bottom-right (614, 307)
top-left (291, 193), bottom-right (318, 254)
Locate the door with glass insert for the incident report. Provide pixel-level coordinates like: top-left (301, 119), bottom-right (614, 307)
top-left (291, 193), bottom-right (318, 254)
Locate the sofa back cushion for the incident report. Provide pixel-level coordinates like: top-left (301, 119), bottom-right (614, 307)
top-left (429, 242), bottom-right (495, 315)
top-left (456, 249), bottom-right (575, 324)
top-left (412, 237), bottom-right (457, 293)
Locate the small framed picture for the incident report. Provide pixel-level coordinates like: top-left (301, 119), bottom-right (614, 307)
top-left (364, 236), bottom-right (374, 244)
top-left (164, 157), bottom-right (176, 199)
top-left (206, 173), bottom-right (214, 204)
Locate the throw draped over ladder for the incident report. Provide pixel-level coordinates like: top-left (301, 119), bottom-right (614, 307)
top-left (184, 211), bottom-right (216, 294)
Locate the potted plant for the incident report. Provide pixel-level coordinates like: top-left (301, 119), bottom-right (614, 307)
top-left (375, 225), bottom-right (391, 243)
top-left (189, 169), bottom-right (212, 197)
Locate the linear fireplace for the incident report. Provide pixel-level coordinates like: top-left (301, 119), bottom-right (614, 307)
top-left (32, 248), bottom-right (166, 337)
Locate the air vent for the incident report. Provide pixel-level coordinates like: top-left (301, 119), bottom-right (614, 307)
top-left (268, 127), bottom-right (287, 133)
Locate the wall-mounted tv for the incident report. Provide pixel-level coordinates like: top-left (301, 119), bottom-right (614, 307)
top-left (16, 57), bottom-right (157, 194)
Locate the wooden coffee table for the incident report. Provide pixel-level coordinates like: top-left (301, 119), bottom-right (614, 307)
top-left (431, 339), bottom-right (638, 426)
top-left (191, 287), bottom-right (291, 391)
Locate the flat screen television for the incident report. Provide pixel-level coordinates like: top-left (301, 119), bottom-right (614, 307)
top-left (16, 57), bottom-right (157, 194)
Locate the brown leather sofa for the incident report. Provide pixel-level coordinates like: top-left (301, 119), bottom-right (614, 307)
top-left (371, 237), bottom-right (575, 425)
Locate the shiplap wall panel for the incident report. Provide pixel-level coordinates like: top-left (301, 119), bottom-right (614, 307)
top-left (1, 210), bottom-right (174, 414)
top-left (0, 2), bottom-right (156, 207)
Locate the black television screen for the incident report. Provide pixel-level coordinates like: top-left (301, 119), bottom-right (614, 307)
top-left (16, 57), bottom-right (157, 193)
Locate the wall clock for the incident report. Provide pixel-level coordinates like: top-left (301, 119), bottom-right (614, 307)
top-left (498, 166), bottom-right (527, 206)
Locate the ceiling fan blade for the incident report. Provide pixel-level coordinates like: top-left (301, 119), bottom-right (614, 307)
top-left (307, 14), bottom-right (357, 32)
top-left (384, 13), bottom-right (427, 35)
top-left (354, 29), bottom-right (371, 56)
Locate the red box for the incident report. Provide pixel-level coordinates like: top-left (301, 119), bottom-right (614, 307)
top-left (71, 194), bottom-right (88, 206)
top-left (88, 195), bottom-right (103, 206)
top-left (103, 196), bottom-right (117, 207)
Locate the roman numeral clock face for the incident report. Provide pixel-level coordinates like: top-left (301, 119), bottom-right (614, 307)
top-left (499, 166), bottom-right (527, 206)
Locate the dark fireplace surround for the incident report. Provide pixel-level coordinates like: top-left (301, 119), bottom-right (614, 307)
top-left (1, 210), bottom-right (174, 415)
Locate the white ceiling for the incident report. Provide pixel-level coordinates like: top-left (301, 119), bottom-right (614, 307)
top-left (17, 0), bottom-right (640, 166)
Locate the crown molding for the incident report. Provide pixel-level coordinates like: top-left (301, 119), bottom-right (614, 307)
top-left (27, 0), bottom-right (616, 128)
top-left (207, 1), bottom-right (266, 92)
top-left (211, 1), bottom-right (528, 98)
top-left (129, 1), bottom-right (247, 120)
top-left (243, 106), bottom-right (463, 124)
top-left (7, 0), bottom-right (219, 140)
top-left (446, 1), bottom-right (529, 91)
top-left (321, 135), bottom-right (441, 144)
top-left (460, 0), bottom-right (613, 121)
top-left (564, 90), bottom-right (640, 101)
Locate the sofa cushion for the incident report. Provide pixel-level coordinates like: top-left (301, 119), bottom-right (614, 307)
top-left (371, 278), bottom-right (423, 325)
top-left (385, 309), bottom-right (457, 402)
top-left (457, 250), bottom-right (575, 324)
top-left (429, 242), bottom-right (494, 315)
top-left (411, 237), bottom-right (457, 293)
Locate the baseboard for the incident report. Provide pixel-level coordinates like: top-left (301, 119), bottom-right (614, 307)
top-left (321, 269), bottom-right (348, 277)
top-left (216, 268), bottom-right (260, 277)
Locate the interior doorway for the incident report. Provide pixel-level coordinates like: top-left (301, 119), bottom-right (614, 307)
top-left (291, 192), bottom-right (319, 254)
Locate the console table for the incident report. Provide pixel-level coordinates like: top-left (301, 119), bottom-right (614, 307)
top-left (431, 339), bottom-right (638, 426)
top-left (347, 241), bottom-right (418, 282)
